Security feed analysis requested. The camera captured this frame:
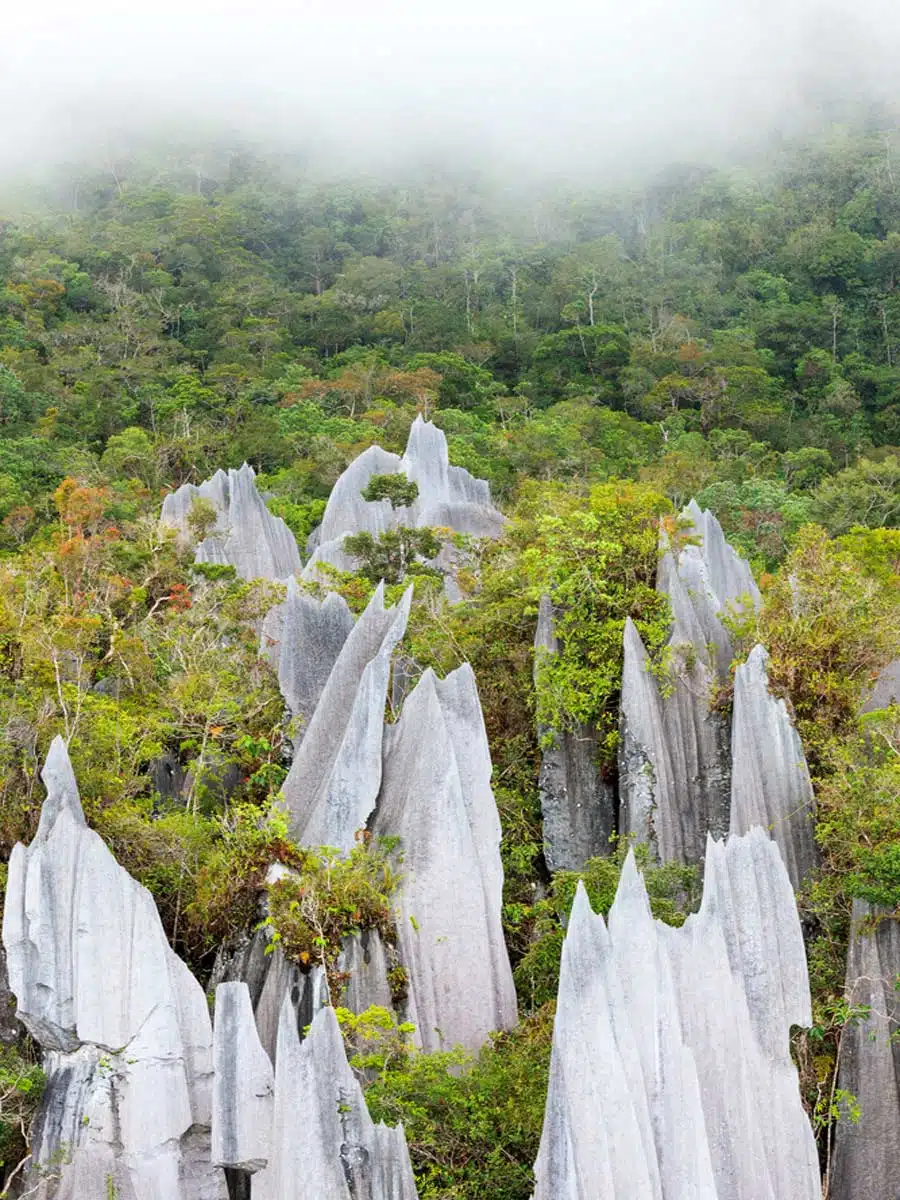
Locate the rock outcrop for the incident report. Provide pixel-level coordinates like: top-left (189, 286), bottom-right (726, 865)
top-left (533, 826), bottom-right (819, 1199)
top-left (534, 595), bottom-right (614, 872)
top-left (729, 644), bottom-right (818, 889)
top-left (212, 983), bottom-right (273, 1175)
top-left (373, 665), bottom-right (517, 1052)
top-left (260, 579), bottom-right (353, 743)
top-left (861, 656), bottom-right (900, 713)
top-left (283, 583), bottom-right (412, 851)
top-left (619, 501), bottom-right (759, 864)
top-left (2, 738), bottom-right (225, 1199)
top-left (307, 417), bottom-right (504, 579)
top-left (253, 1001), bottom-right (418, 1200)
top-left (161, 464), bottom-right (301, 581)
top-left (830, 902), bottom-right (900, 1200)
top-left (210, 925), bottom-right (329, 1068)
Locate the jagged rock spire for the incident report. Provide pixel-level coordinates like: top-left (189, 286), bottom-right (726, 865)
top-left (260, 578), bottom-right (354, 744)
top-left (212, 982), bottom-right (273, 1174)
top-left (283, 582), bottom-right (412, 851)
top-left (373, 664), bottom-right (517, 1052)
top-left (619, 501), bottom-right (759, 864)
top-left (830, 902), bottom-right (900, 1200)
top-left (161, 463), bottom-right (301, 581)
top-left (2, 738), bottom-right (226, 1199)
top-left (729, 644), bottom-right (818, 889)
top-left (306, 417), bottom-right (504, 579)
top-left (534, 827), bottom-right (819, 1199)
top-left (253, 1001), bottom-right (418, 1200)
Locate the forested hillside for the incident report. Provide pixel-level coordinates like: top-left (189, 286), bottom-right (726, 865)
top-left (1, 126), bottom-right (899, 1196)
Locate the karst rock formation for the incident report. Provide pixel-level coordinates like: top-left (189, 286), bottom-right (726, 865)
top-left (533, 827), bottom-right (820, 1199)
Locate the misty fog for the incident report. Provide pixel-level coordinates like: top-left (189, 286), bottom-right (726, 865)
top-left (2, 0), bottom-right (900, 180)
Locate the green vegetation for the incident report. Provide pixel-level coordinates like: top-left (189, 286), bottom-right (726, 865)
top-left (0, 125), bottom-right (900, 1196)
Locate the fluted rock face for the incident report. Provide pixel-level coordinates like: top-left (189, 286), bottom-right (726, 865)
top-left (619, 501), bottom-right (760, 864)
top-left (2, 738), bottom-right (226, 1200)
top-left (399, 415), bottom-right (505, 537)
top-left (729, 644), bottom-right (818, 889)
top-left (253, 1002), bottom-right (418, 1200)
top-left (283, 582), bottom-right (412, 851)
top-left (338, 930), bottom-right (395, 1015)
top-left (534, 827), bottom-right (819, 1200)
top-left (373, 665), bottom-right (517, 1052)
top-left (830, 902), bottom-right (900, 1200)
top-left (212, 984), bottom-right (273, 1174)
top-left (619, 618), bottom-right (730, 863)
top-left (161, 464), bottom-right (301, 581)
top-left (307, 417), bottom-right (504, 581)
top-left (534, 595), bottom-right (614, 872)
top-left (260, 579), bottom-right (353, 742)
top-left (211, 929), bottom-right (329, 1067)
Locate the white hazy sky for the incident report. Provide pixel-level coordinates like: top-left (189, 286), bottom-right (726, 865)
top-left (1, 0), bottom-right (899, 176)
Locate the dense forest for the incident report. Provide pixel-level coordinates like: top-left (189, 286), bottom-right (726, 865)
top-left (1, 124), bottom-right (899, 1196)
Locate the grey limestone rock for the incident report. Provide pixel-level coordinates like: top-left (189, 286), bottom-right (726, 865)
top-left (161, 464), bottom-right (301, 581)
top-left (729, 644), bottom-right (818, 889)
top-left (337, 930), bottom-right (395, 1015)
top-left (830, 902), bottom-right (900, 1200)
top-left (212, 983), bottom-right (274, 1174)
top-left (534, 827), bottom-right (819, 1199)
top-left (260, 579), bottom-right (353, 741)
top-left (253, 1001), bottom-right (418, 1200)
top-left (400, 415), bottom-right (505, 538)
top-left (534, 595), bottom-right (615, 872)
top-left (306, 418), bottom-right (504, 592)
top-left (861, 656), bottom-right (900, 713)
top-left (211, 928), bottom-right (329, 1067)
top-left (618, 618), bottom-right (731, 863)
top-left (2, 737), bottom-right (226, 1200)
top-left (618, 500), bottom-right (759, 865)
top-left (317, 444), bottom-right (403, 547)
top-left (373, 665), bottom-right (517, 1052)
top-left (283, 582), bottom-right (412, 851)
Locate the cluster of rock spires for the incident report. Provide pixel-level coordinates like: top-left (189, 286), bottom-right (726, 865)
top-left (538, 500), bottom-right (817, 891)
top-left (1, 740), bottom-right (418, 1198)
top-left (161, 463), bottom-right (302, 582)
top-left (304, 415), bottom-right (505, 581)
top-left (534, 826), bottom-right (821, 1199)
top-left (5, 431), bottom-right (896, 1195)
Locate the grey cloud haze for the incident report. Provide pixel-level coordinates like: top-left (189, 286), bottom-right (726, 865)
top-left (2, 0), bottom-right (899, 177)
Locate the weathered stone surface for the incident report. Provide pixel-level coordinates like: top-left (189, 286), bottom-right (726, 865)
top-left (0, 947), bottom-right (20, 1045)
top-left (161, 464), bottom-right (301, 581)
top-left (337, 930), bottom-right (395, 1015)
top-left (861, 656), bottom-right (900, 713)
top-left (283, 583), bottom-right (412, 851)
top-left (618, 618), bottom-right (731, 863)
top-left (260, 579), bottom-right (353, 741)
top-left (400, 415), bottom-right (505, 538)
top-left (681, 497), bottom-right (761, 613)
top-left (317, 444), bottom-right (403, 547)
top-left (729, 644), bottom-right (818, 889)
top-left (212, 983), bottom-right (273, 1174)
top-left (618, 500), bottom-right (758, 865)
top-left (534, 827), bottom-right (819, 1199)
top-left (2, 737), bottom-right (225, 1199)
top-left (373, 665), bottom-right (517, 1052)
top-left (306, 418), bottom-right (504, 589)
top-left (211, 928), bottom-right (329, 1067)
top-left (254, 1001), bottom-right (418, 1200)
top-left (534, 595), bottom-right (614, 872)
top-left (830, 902), bottom-right (900, 1200)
